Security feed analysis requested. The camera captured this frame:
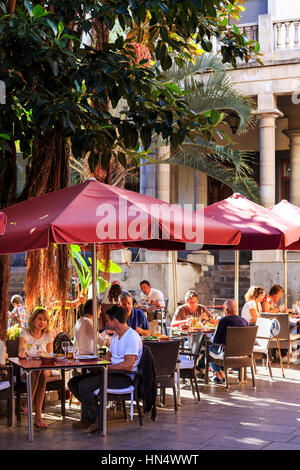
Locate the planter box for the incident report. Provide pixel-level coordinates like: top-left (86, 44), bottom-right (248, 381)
top-left (6, 338), bottom-right (19, 357)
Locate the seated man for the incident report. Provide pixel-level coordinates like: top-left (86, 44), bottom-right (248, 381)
top-left (73, 299), bottom-right (110, 355)
top-left (68, 305), bottom-right (143, 432)
top-left (171, 290), bottom-right (215, 326)
top-left (119, 291), bottom-right (150, 337)
top-left (140, 280), bottom-right (165, 308)
top-left (209, 299), bottom-right (249, 384)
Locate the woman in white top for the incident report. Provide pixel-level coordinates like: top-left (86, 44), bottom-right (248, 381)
top-left (18, 307), bottom-right (53, 428)
top-left (74, 299), bottom-right (110, 355)
top-left (241, 286), bottom-right (265, 325)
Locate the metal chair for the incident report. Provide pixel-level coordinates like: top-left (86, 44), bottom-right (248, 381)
top-left (260, 312), bottom-right (300, 367)
top-left (207, 326), bottom-right (258, 389)
top-left (253, 317), bottom-right (284, 378)
top-left (178, 330), bottom-right (206, 401)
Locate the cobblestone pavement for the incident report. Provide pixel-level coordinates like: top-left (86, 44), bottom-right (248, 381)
top-left (1, 363), bottom-right (300, 450)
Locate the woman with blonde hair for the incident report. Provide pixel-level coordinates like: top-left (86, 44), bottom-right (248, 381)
top-left (241, 286), bottom-right (265, 326)
top-left (18, 307), bottom-right (53, 428)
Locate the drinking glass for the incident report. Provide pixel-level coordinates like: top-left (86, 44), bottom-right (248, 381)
top-left (153, 325), bottom-right (161, 337)
top-left (66, 345), bottom-right (74, 360)
top-left (61, 341), bottom-right (69, 359)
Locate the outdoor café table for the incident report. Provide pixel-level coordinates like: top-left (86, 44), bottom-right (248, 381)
top-left (8, 356), bottom-right (110, 442)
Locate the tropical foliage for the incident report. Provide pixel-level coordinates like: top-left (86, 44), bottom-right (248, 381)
top-left (70, 244), bottom-right (122, 295)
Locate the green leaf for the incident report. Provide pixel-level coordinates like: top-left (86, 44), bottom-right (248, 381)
top-left (32, 4), bottom-right (48, 18)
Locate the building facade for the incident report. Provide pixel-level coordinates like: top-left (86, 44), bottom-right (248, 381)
top-left (115, 0), bottom-right (300, 312)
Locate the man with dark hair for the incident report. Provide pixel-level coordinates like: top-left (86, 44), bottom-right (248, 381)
top-left (140, 280), bottom-right (165, 308)
top-left (119, 292), bottom-right (150, 337)
top-left (68, 305), bottom-right (142, 433)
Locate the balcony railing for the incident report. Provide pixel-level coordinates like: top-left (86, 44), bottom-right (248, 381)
top-left (273, 19), bottom-right (300, 50)
top-left (239, 23), bottom-right (259, 42)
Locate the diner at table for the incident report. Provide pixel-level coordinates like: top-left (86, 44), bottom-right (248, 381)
top-left (68, 305), bottom-right (142, 434)
top-left (171, 290), bottom-right (216, 327)
top-left (241, 286), bottom-right (265, 326)
top-left (119, 291), bottom-right (150, 337)
top-left (139, 280), bottom-right (165, 308)
top-left (209, 299), bottom-right (249, 384)
top-left (73, 299), bottom-right (110, 355)
top-left (262, 284), bottom-right (288, 313)
top-left (17, 307), bottom-right (54, 429)
top-left (105, 281), bottom-right (123, 304)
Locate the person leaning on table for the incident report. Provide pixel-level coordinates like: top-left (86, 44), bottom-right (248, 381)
top-left (171, 290), bottom-right (215, 326)
top-left (209, 299), bottom-right (249, 384)
top-left (241, 286), bottom-right (265, 326)
top-left (262, 284), bottom-right (288, 313)
top-left (68, 305), bottom-right (143, 433)
top-left (18, 307), bottom-right (54, 429)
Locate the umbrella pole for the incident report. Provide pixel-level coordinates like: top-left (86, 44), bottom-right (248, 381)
top-left (92, 243), bottom-right (98, 356)
top-left (283, 250), bottom-right (288, 307)
top-left (235, 251), bottom-right (239, 313)
top-left (172, 251), bottom-right (178, 320)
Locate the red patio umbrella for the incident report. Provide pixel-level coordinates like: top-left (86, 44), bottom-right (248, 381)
top-left (269, 200), bottom-right (300, 303)
top-left (0, 179), bottom-right (241, 254)
top-left (0, 179), bottom-right (242, 352)
top-left (0, 211), bottom-right (6, 235)
top-left (204, 193), bottom-right (300, 250)
top-left (203, 193), bottom-right (300, 309)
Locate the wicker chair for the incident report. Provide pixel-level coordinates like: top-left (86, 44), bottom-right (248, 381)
top-left (144, 339), bottom-right (180, 411)
top-left (207, 326), bottom-right (258, 389)
top-left (0, 364), bottom-right (14, 426)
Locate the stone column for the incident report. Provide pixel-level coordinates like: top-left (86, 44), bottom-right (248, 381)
top-left (156, 145), bottom-right (170, 202)
top-left (283, 129), bottom-right (300, 206)
top-left (259, 109), bottom-right (283, 207)
top-left (194, 172), bottom-right (208, 209)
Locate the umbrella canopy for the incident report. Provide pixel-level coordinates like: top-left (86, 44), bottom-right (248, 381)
top-left (269, 200), bottom-right (300, 250)
top-left (0, 179), bottom-right (241, 255)
top-left (0, 211), bottom-right (6, 235)
top-left (204, 193), bottom-right (300, 250)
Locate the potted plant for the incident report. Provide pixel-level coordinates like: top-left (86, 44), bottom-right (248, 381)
top-left (6, 324), bottom-right (22, 357)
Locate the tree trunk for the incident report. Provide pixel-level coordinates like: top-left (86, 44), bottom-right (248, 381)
top-left (23, 131), bottom-right (70, 331)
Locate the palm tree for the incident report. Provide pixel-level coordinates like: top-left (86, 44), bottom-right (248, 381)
top-left (161, 54), bottom-right (259, 201)
top-left (70, 54), bottom-right (259, 201)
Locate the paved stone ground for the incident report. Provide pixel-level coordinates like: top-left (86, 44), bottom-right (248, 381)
top-left (1, 363), bottom-right (300, 451)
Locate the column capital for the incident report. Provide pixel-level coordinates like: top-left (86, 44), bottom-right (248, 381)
top-left (283, 128), bottom-right (300, 139)
top-left (256, 108), bottom-right (284, 120)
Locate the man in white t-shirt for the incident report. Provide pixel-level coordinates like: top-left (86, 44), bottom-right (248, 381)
top-left (139, 280), bottom-right (165, 308)
top-left (68, 305), bottom-right (142, 433)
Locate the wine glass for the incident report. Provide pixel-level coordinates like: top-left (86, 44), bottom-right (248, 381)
top-left (61, 341), bottom-right (69, 359)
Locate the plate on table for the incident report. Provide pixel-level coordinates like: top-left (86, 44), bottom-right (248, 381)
top-left (76, 354), bottom-right (98, 360)
top-left (52, 353), bottom-right (65, 361)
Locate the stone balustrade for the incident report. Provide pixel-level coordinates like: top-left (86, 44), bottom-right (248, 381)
top-left (274, 19), bottom-right (300, 50)
top-left (239, 23), bottom-right (259, 42)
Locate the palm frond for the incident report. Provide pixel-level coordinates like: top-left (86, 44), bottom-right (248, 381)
top-left (163, 140), bottom-right (260, 202)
